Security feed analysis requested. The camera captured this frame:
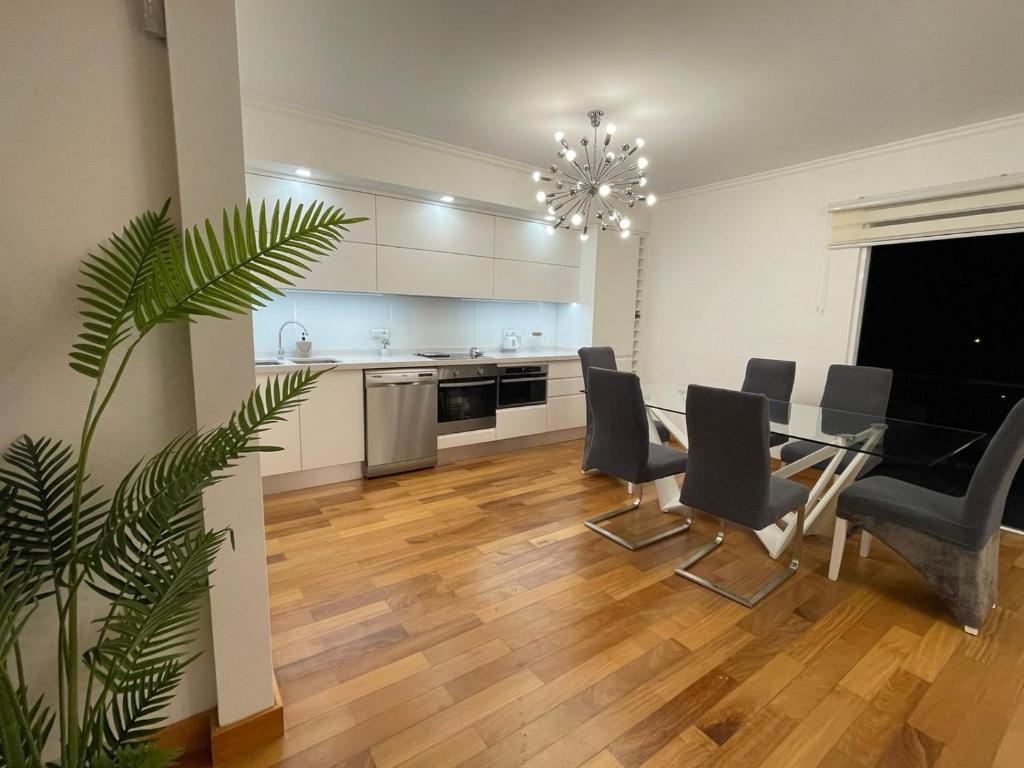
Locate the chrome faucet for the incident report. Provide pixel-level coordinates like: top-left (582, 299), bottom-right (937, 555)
top-left (469, 346), bottom-right (484, 358)
top-left (278, 321), bottom-right (309, 359)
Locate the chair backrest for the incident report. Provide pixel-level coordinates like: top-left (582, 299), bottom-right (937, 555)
top-left (579, 347), bottom-right (619, 463)
top-left (586, 367), bottom-right (650, 481)
top-left (819, 364), bottom-right (893, 435)
top-left (964, 399), bottom-right (1024, 546)
top-left (741, 358), bottom-right (796, 402)
top-left (680, 384), bottom-right (771, 523)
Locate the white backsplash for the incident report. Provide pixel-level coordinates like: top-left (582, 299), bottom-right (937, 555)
top-left (253, 291), bottom-right (587, 356)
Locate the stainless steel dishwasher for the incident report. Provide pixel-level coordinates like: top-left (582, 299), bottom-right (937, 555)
top-left (363, 368), bottom-right (439, 477)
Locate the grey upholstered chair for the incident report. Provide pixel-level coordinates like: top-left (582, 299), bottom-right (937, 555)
top-left (780, 364), bottom-right (893, 474)
top-left (675, 385), bottom-right (810, 607)
top-left (741, 358), bottom-right (796, 447)
top-left (579, 346), bottom-right (670, 472)
top-left (832, 398), bottom-right (1024, 635)
top-left (584, 367), bottom-right (690, 550)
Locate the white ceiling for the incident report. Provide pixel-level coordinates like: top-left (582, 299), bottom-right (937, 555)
top-left (236, 0), bottom-right (1024, 193)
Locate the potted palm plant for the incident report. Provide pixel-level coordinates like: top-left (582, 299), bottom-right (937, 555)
top-left (0, 197), bottom-right (366, 767)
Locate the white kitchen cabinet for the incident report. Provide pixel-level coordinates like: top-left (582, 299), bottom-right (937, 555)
top-left (547, 376), bottom-right (584, 398)
top-left (495, 404), bottom-right (548, 440)
top-left (547, 359), bottom-right (584, 380)
top-left (254, 373), bottom-right (302, 476)
top-left (546, 394), bottom-right (586, 432)
top-left (377, 245), bottom-right (493, 299)
top-left (301, 241), bottom-right (377, 293)
top-left (376, 196), bottom-right (494, 257)
top-left (492, 259), bottom-right (579, 304)
top-left (592, 231), bottom-right (639, 355)
top-left (245, 173), bottom-right (376, 244)
top-left (494, 217), bottom-right (581, 267)
top-left (299, 370), bottom-right (364, 470)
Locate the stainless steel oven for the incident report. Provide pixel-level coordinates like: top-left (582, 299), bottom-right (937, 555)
top-left (498, 364), bottom-right (548, 409)
top-left (437, 363), bottom-right (498, 434)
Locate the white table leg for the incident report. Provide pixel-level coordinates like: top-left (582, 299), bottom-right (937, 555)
top-left (859, 531), bottom-right (872, 557)
top-left (647, 408), bottom-right (687, 513)
top-left (829, 517), bottom-right (848, 580)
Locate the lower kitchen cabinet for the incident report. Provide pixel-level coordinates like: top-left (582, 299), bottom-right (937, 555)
top-left (495, 404), bottom-right (547, 440)
top-left (254, 373), bottom-right (302, 476)
top-left (546, 394), bottom-right (586, 431)
top-left (300, 370), bottom-right (364, 470)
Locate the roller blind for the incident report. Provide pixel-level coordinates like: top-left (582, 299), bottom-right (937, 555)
top-left (828, 174), bottom-right (1024, 248)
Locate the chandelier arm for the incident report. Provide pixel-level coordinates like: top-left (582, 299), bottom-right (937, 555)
top-left (601, 165), bottom-right (640, 184)
top-left (594, 156), bottom-right (624, 185)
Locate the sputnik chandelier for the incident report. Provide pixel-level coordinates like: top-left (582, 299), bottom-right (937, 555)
top-left (533, 109), bottom-right (656, 241)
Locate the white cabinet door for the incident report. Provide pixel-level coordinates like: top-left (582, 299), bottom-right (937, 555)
top-left (548, 359), bottom-right (583, 379)
top-left (253, 373), bottom-right (302, 476)
top-left (592, 231), bottom-right (639, 354)
top-left (245, 173), bottom-right (375, 244)
top-left (376, 197), bottom-right (493, 257)
top-left (547, 376), bottom-right (584, 398)
top-left (301, 241), bottom-right (377, 293)
top-left (495, 404), bottom-right (548, 440)
top-left (494, 217), bottom-right (581, 267)
top-left (546, 394), bottom-right (586, 431)
top-left (299, 370), bottom-right (364, 470)
top-left (377, 246), bottom-right (493, 299)
top-left (492, 259), bottom-right (579, 303)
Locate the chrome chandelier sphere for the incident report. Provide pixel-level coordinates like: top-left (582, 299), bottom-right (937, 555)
top-left (532, 109), bottom-right (656, 241)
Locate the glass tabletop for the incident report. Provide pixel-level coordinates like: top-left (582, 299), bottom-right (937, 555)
top-left (641, 382), bottom-right (986, 467)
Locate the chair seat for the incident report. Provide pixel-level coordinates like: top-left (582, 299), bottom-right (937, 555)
top-left (634, 442), bottom-right (687, 483)
top-left (762, 476), bottom-right (810, 528)
top-left (837, 476), bottom-right (975, 549)
top-left (780, 439), bottom-right (881, 476)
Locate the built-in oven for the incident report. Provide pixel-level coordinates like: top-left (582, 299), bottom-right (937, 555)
top-left (498, 364), bottom-right (548, 409)
top-left (437, 363), bottom-right (498, 434)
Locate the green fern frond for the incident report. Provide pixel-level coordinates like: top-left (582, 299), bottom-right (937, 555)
top-left (0, 437), bottom-right (105, 596)
top-left (132, 199), bottom-right (366, 331)
top-left (70, 201), bottom-right (174, 378)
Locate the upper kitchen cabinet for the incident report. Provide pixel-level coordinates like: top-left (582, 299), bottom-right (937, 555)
top-left (376, 197), bottom-right (494, 257)
top-left (492, 259), bottom-right (579, 304)
top-left (303, 241), bottom-right (377, 293)
top-left (244, 173), bottom-right (376, 245)
top-left (377, 246), bottom-right (494, 299)
top-left (493, 217), bottom-right (581, 267)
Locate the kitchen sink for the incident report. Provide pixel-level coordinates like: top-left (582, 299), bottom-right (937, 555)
top-left (288, 356), bottom-right (342, 364)
top-left (255, 359), bottom-right (283, 366)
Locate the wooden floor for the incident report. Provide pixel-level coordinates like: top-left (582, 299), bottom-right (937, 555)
top-left (219, 440), bottom-right (1024, 768)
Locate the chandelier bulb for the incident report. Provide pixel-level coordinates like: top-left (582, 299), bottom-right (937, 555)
top-left (579, 231), bottom-right (589, 242)
top-left (638, 176), bottom-right (648, 187)
top-left (545, 225), bottom-right (556, 235)
top-left (571, 213), bottom-right (583, 226)
top-left (532, 170), bottom-right (541, 182)
top-left (620, 217), bottom-right (631, 229)
top-left (647, 194), bottom-right (657, 206)
top-left (599, 184), bottom-right (611, 197)
top-left (635, 138), bottom-right (645, 148)
top-left (606, 123), bottom-right (617, 136)
top-left (554, 130), bottom-right (565, 142)
top-left (547, 205), bottom-right (556, 215)
top-left (606, 151), bottom-right (615, 161)
top-left (637, 156), bottom-right (649, 169)
top-left (535, 190), bottom-right (547, 203)
top-left (565, 149), bottom-right (577, 163)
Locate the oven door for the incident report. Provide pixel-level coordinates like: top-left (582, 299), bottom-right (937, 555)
top-left (437, 377), bottom-right (497, 434)
top-left (498, 375), bottom-right (548, 408)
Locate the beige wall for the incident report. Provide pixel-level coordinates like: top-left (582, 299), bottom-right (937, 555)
top-left (642, 115), bottom-right (1024, 404)
top-left (0, 0), bottom-right (215, 731)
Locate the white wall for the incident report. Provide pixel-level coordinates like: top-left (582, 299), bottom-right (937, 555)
top-left (255, 293), bottom-right (571, 357)
top-left (0, 0), bottom-right (214, 737)
top-left (643, 115), bottom-right (1024, 403)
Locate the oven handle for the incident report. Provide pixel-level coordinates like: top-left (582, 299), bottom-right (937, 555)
top-left (439, 379), bottom-right (497, 388)
top-left (499, 376), bottom-right (548, 383)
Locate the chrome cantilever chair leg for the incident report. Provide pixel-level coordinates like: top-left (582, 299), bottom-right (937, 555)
top-left (675, 505), bottom-right (805, 608)
top-left (584, 484), bottom-right (693, 551)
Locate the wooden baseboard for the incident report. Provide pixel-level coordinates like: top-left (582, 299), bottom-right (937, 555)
top-left (156, 708), bottom-right (214, 764)
top-left (210, 676), bottom-right (284, 764)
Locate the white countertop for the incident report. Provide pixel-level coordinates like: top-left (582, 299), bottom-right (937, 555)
top-left (254, 349), bottom-right (581, 373)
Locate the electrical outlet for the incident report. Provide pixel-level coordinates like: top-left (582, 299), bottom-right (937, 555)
top-left (370, 328), bottom-right (390, 341)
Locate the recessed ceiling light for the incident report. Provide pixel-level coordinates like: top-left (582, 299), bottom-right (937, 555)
top-left (294, 167), bottom-right (312, 178)
top-left (440, 195), bottom-right (455, 203)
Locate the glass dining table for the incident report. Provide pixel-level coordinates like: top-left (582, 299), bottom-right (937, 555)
top-left (639, 382), bottom-right (986, 571)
